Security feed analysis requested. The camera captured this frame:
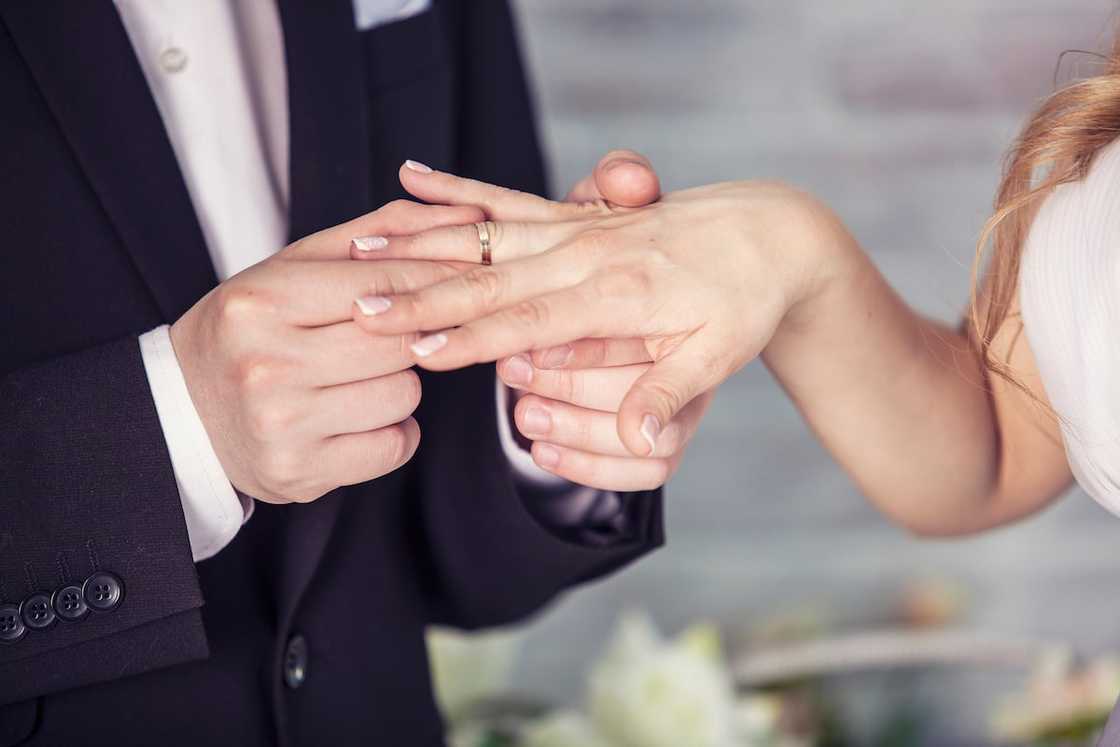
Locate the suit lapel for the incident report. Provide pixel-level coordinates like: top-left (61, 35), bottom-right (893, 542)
top-left (5, 0), bottom-right (372, 619)
top-left (0, 2), bottom-right (217, 321)
top-left (275, 0), bottom-right (372, 614)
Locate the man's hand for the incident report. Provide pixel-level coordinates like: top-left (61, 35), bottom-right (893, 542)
top-left (169, 200), bottom-right (482, 504)
top-left (498, 352), bottom-right (710, 491)
top-left (351, 152), bottom-right (703, 492)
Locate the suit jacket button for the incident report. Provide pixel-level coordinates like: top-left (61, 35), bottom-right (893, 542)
top-left (21, 593), bottom-right (56, 630)
top-left (0, 604), bottom-right (26, 643)
top-left (283, 634), bottom-right (309, 689)
top-left (83, 572), bottom-right (123, 611)
top-left (53, 585), bottom-right (89, 621)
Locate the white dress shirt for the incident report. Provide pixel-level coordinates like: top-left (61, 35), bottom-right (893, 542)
top-left (1020, 136), bottom-right (1120, 517)
top-left (114, 0), bottom-right (592, 562)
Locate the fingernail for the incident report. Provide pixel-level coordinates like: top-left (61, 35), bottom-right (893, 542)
top-left (538, 345), bottom-right (573, 369)
top-left (640, 414), bottom-right (661, 455)
top-left (521, 407), bottom-right (552, 435)
top-left (502, 354), bottom-right (533, 388)
top-left (411, 333), bottom-right (448, 357)
top-left (606, 158), bottom-right (641, 172)
top-left (404, 159), bottom-right (433, 174)
top-left (352, 236), bottom-right (389, 252)
top-left (535, 444), bottom-right (560, 469)
top-left (355, 295), bottom-right (392, 316)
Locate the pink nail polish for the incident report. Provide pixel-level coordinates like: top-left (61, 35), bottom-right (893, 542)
top-left (502, 355), bottom-right (533, 388)
top-left (410, 333), bottom-right (448, 357)
top-left (404, 159), bottom-right (433, 174)
top-left (355, 296), bottom-right (392, 316)
top-left (352, 236), bottom-right (389, 252)
top-left (640, 415), bottom-right (661, 455)
top-left (535, 444), bottom-right (560, 469)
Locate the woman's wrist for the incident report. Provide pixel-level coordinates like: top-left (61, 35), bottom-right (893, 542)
top-left (752, 186), bottom-right (865, 338)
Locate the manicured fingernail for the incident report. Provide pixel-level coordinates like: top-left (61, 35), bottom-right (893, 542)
top-left (538, 345), bottom-right (573, 369)
top-left (352, 236), bottom-right (388, 252)
top-left (355, 295), bottom-right (392, 316)
top-left (404, 159), bottom-right (433, 174)
top-left (640, 414), bottom-right (661, 455)
top-left (411, 333), bottom-right (448, 357)
top-left (502, 354), bottom-right (533, 388)
top-left (521, 407), bottom-right (551, 435)
top-left (535, 444), bottom-right (560, 469)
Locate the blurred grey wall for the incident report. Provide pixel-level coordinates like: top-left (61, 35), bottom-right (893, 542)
top-left (506, 0), bottom-right (1120, 736)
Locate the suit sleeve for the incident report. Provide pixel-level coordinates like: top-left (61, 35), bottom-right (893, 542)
top-left (412, 364), bottom-right (664, 629)
top-left (0, 336), bottom-right (206, 705)
top-left (407, 0), bottom-right (662, 629)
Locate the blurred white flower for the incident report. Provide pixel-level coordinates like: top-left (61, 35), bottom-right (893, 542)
top-left (522, 711), bottom-right (614, 747)
top-left (991, 646), bottom-right (1120, 742)
top-left (427, 626), bottom-right (523, 723)
top-left (735, 694), bottom-right (783, 742)
top-left (586, 612), bottom-right (740, 747)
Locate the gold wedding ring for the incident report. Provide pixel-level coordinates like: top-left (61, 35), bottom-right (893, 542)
top-left (475, 221), bottom-right (494, 265)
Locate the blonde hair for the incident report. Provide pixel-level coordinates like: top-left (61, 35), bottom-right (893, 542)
top-left (970, 37), bottom-right (1120, 385)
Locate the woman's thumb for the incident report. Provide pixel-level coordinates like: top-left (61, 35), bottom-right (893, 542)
top-left (617, 338), bottom-right (722, 457)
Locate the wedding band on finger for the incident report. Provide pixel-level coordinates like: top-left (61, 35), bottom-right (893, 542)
top-left (475, 220), bottom-right (494, 265)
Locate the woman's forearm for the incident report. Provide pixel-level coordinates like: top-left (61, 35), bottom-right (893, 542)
top-left (761, 212), bottom-right (1030, 535)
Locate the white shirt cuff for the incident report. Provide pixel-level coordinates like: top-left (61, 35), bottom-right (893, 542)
top-left (495, 375), bottom-right (620, 524)
top-left (139, 325), bottom-right (252, 562)
top-left (495, 374), bottom-right (568, 486)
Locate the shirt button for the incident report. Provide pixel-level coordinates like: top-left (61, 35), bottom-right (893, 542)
top-left (83, 572), bottom-right (124, 611)
top-left (21, 593), bottom-right (56, 630)
top-left (53, 584), bottom-right (89, 621)
top-left (0, 604), bottom-right (25, 643)
top-left (159, 47), bottom-right (188, 73)
top-left (283, 634), bottom-right (309, 690)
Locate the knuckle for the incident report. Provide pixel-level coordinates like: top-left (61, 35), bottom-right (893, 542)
top-left (214, 284), bottom-right (272, 329)
top-left (557, 370), bottom-right (581, 404)
top-left (509, 297), bottom-right (550, 328)
top-left (233, 356), bottom-right (279, 395)
top-left (386, 198), bottom-right (411, 212)
top-left (393, 369), bottom-right (423, 414)
top-left (643, 379), bottom-right (685, 417)
top-left (377, 424), bottom-right (413, 468)
top-left (584, 339), bottom-right (609, 366)
top-left (571, 408), bottom-right (594, 447)
top-left (256, 449), bottom-right (305, 497)
top-left (462, 267), bottom-right (507, 307)
top-left (575, 199), bottom-right (614, 217)
top-left (244, 397), bottom-right (295, 439)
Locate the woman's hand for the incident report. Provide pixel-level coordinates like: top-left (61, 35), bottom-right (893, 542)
top-left (499, 352), bottom-right (712, 490)
top-left (350, 165), bottom-right (855, 457)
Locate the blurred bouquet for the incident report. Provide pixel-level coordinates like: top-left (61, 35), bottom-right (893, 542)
top-left (990, 647), bottom-right (1120, 746)
top-left (429, 579), bottom-right (1120, 747)
top-left (433, 612), bottom-right (814, 747)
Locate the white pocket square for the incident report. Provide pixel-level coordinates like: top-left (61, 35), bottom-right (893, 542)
top-left (352, 0), bottom-right (432, 31)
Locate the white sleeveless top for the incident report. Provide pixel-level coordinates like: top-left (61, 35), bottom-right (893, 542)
top-left (1020, 137), bottom-right (1120, 515)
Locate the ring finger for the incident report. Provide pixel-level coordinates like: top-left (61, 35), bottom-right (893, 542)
top-left (350, 218), bottom-right (587, 265)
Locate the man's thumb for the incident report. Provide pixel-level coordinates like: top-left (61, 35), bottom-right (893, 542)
top-left (593, 149), bottom-right (661, 208)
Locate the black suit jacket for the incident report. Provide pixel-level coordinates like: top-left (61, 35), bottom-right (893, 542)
top-left (0, 2), bottom-right (663, 745)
